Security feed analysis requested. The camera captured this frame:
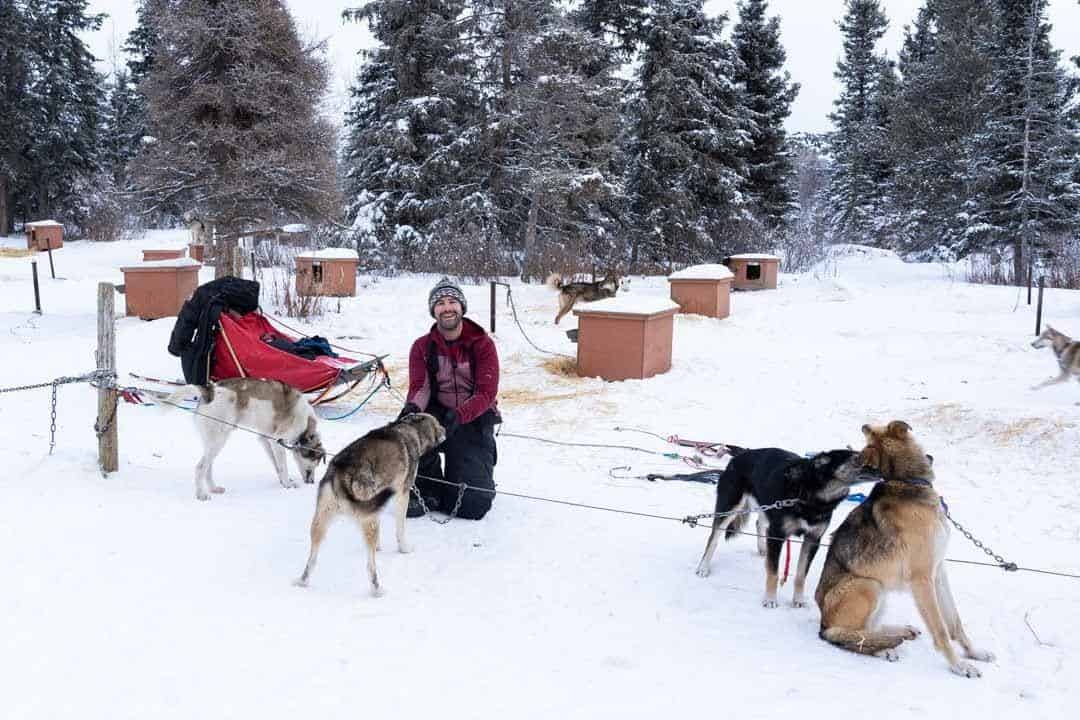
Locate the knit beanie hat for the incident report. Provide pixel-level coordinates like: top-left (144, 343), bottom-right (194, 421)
top-left (428, 277), bottom-right (467, 317)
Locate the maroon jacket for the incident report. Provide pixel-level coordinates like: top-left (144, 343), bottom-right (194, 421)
top-left (406, 318), bottom-right (500, 425)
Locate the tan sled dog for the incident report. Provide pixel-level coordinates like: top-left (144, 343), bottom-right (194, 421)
top-left (294, 413), bottom-right (445, 597)
top-left (815, 421), bottom-right (994, 677)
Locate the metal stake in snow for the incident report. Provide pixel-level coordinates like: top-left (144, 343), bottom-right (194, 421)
top-left (1035, 276), bottom-right (1045, 335)
top-left (31, 260), bottom-right (42, 314)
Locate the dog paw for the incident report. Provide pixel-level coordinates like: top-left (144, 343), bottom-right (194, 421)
top-left (196, 491), bottom-right (210, 501)
top-left (762, 597), bottom-right (779, 609)
top-left (695, 565), bottom-right (711, 578)
top-left (292, 577), bottom-right (308, 588)
top-left (876, 649), bottom-right (900, 662)
top-left (282, 480), bottom-right (299, 489)
top-left (397, 542), bottom-right (413, 554)
top-left (902, 625), bottom-right (921, 640)
top-left (950, 661), bottom-right (982, 678)
top-left (370, 585), bottom-right (385, 598)
top-left (966, 648), bottom-right (994, 663)
top-left (791, 597), bottom-right (807, 609)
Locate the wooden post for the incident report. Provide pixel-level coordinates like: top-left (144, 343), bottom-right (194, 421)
top-left (490, 281), bottom-right (496, 333)
top-left (47, 243), bottom-right (56, 279)
top-left (31, 260), bottom-right (41, 314)
top-left (251, 250), bottom-right (257, 280)
top-left (1035, 276), bottom-right (1045, 336)
top-left (1027, 265), bottom-right (1032, 305)
top-left (96, 282), bottom-right (118, 473)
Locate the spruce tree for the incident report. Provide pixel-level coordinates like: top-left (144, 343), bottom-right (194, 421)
top-left (732, 0), bottom-right (799, 229)
top-left (975, 0), bottom-right (1079, 279)
top-left (0, 0), bottom-right (32, 233)
top-left (134, 0), bottom-right (339, 276)
top-left (626, 0), bottom-right (752, 268)
top-left (827, 0), bottom-right (890, 244)
top-left (888, 0), bottom-right (994, 256)
top-left (571, 0), bottom-right (649, 58)
top-left (341, 0), bottom-right (476, 270)
top-left (21, 0), bottom-right (105, 222)
top-left (100, 69), bottom-right (142, 189)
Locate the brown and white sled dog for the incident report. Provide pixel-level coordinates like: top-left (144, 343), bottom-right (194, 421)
top-left (168, 378), bottom-right (325, 501)
top-left (546, 272), bottom-right (621, 324)
top-left (294, 413), bottom-right (445, 597)
top-left (815, 421), bottom-right (994, 678)
top-left (1031, 326), bottom-right (1080, 394)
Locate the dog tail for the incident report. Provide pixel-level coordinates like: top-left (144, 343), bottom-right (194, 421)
top-left (545, 272), bottom-right (564, 290)
top-left (819, 627), bottom-right (906, 656)
top-left (165, 383), bottom-right (212, 408)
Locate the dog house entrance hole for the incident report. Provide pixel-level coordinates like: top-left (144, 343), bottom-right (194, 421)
top-left (311, 261), bottom-right (323, 284)
top-left (746, 263), bottom-right (761, 281)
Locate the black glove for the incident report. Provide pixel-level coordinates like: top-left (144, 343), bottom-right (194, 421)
top-left (442, 409), bottom-right (461, 439)
top-left (397, 402), bottom-right (421, 419)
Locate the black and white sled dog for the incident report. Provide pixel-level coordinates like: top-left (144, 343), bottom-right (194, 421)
top-left (1031, 326), bottom-right (1080, 396)
top-left (168, 378), bottom-right (325, 501)
top-left (695, 447), bottom-right (878, 608)
top-left (294, 413), bottom-right (445, 597)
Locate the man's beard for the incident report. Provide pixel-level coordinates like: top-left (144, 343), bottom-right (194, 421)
top-left (437, 312), bottom-right (461, 332)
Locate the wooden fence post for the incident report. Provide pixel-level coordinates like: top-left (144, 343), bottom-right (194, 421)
top-left (1035, 276), bottom-right (1045, 336)
top-left (97, 282), bottom-right (118, 473)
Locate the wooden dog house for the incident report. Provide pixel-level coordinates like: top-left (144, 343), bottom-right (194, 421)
top-left (25, 220), bottom-right (63, 251)
top-left (120, 258), bottom-right (201, 320)
top-left (142, 248), bottom-right (186, 262)
top-left (187, 244), bottom-right (206, 262)
top-left (725, 254), bottom-right (780, 290)
top-left (573, 297), bottom-right (679, 381)
top-left (668, 264), bottom-right (734, 318)
top-left (296, 249), bottom-right (359, 297)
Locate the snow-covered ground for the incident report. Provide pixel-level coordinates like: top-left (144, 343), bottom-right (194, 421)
top-left (2, 231), bottom-right (1078, 719)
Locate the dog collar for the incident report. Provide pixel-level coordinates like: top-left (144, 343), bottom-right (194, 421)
top-left (893, 477), bottom-right (933, 487)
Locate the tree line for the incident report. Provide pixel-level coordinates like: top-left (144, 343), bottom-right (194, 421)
top-left (0, 0), bottom-right (1076, 282)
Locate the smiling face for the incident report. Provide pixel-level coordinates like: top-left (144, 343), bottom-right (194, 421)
top-left (433, 295), bottom-right (463, 336)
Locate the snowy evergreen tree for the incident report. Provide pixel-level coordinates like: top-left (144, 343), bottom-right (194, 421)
top-left (827, 0), bottom-right (890, 244)
top-left (134, 0), bottom-right (339, 276)
top-left (888, 0), bottom-right (994, 257)
top-left (341, 0), bottom-right (477, 271)
top-left (732, 0), bottom-right (799, 229)
top-left (21, 0), bottom-right (105, 222)
top-left (0, 0), bottom-right (32, 233)
top-left (974, 0), bottom-right (1080, 280)
top-left (100, 69), bottom-right (142, 189)
top-left (508, 17), bottom-right (627, 277)
top-left (626, 0), bottom-right (752, 268)
top-left (571, 0), bottom-right (649, 58)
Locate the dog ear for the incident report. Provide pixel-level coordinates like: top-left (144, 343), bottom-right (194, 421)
top-left (812, 453), bottom-right (829, 469)
top-left (861, 424), bottom-right (874, 438)
top-left (885, 420), bottom-right (911, 438)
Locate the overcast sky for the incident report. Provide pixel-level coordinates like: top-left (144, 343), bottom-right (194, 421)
top-left (86, 0), bottom-right (1080, 134)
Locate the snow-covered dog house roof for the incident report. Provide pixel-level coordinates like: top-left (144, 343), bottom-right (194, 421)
top-left (724, 254), bottom-right (780, 290)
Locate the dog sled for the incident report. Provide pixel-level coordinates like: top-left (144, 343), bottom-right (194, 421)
top-left (165, 276), bottom-right (387, 405)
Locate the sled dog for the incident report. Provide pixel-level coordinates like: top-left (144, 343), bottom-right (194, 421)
top-left (1031, 326), bottom-right (1080, 394)
top-left (169, 378), bottom-right (325, 501)
top-left (695, 447), bottom-right (877, 608)
top-left (294, 413), bottom-right (445, 597)
top-left (546, 273), bottom-right (621, 324)
top-left (815, 421), bottom-right (994, 677)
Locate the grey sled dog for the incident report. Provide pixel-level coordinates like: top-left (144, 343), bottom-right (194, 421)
top-left (294, 413), bottom-right (445, 597)
top-left (1031, 326), bottom-right (1080, 396)
top-left (168, 378), bottom-right (326, 501)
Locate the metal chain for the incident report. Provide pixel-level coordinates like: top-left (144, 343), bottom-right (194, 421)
top-left (0, 370), bottom-right (107, 395)
top-left (682, 498), bottom-right (801, 528)
top-left (410, 482), bottom-right (467, 525)
top-left (49, 381), bottom-right (59, 454)
top-left (940, 499), bottom-right (1018, 572)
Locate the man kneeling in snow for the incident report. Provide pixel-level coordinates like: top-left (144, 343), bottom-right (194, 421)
top-left (398, 277), bottom-right (500, 520)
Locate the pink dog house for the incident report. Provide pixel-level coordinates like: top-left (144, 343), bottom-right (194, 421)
top-left (187, 244), bottom-right (206, 262)
top-left (574, 297), bottom-right (679, 381)
top-left (668, 264), bottom-right (734, 318)
top-left (120, 258), bottom-right (201, 320)
top-left (25, 220), bottom-right (63, 251)
top-left (726, 254), bottom-right (780, 290)
top-left (296, 248), bottom-right (359, 297)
